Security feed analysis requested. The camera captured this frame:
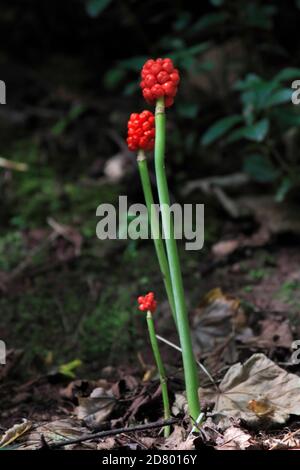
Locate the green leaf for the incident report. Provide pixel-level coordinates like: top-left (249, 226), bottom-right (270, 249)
top-left (244, 119), bottom-right (270, 141)
top-left (69, 104), bottom-right (84, 120)
top-left (173, 12), bottom-right (191, 31)
top-left (243, 4), bottom-right (276, 29)
top-left (189, 12), bottom-right (229, 35)
top-left (103, 68), bottom-right (126, 89)
top-left (210, 0), bottom-right (224, 6)
top-left (59, 359), bottom-right (82, 378)
top-left (194, 60), bottom-right (215, 73)
top-left (177, 103), bottom-right (199, 119)
top-left (119, 56), bottom-right (148, 71)
top-left (86, 0), bottom-right (112, 17)
top-left (264, 88), bottom-right (293, 107)
top-left (160, 37), bottom-right (185, 50)
top-left (272, 108), bottom-right (300, 127)
top-left (275, 177), bottom-right (293, 202)
top-left (234, 74), bottom-right (261, 91)
top-left (241, 80), bottom-right (278, 110)
top-left (243, 154), bottom-right (279, 182)
top-left (227, 119), bottom-right (269, 143)
top-left (170, 42), bottom-right (211, 61)
top-left (51, 105), bottom-right (84, 136)
top-left (123, 81), bottom-right (139, 96)
top-left (274, 67), bottom-right (300, 82)
top-left (201, 115), bottom-right (242, 146)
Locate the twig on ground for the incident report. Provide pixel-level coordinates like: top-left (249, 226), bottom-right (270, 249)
top-left (0, 156), bottom-right (28, 172)
top-left (190, 412), bottom-right (205, 436)
top-left (180, 172), bottom-right (250, 218)
top-left (212, 186), bottom-right (240, 218)
top-left (180, 173), bottom-right (250, 196)
top-left (45, 418), bottom-right (178, 449)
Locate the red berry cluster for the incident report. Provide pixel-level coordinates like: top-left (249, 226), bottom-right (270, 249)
top-left (127, 110), bottom-right (155, 152)
top-left (138, 292), bottom-right (157, 313)
top-left (140, 58), bottom-right (180, 107)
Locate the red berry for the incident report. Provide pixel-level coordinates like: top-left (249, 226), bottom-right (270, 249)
top-left (162, 81), bottom-right (174, 95)
top-left (126, 111), bottom-right (155, 152)
top-left (145, 74), bottom-right (156, 88)
top-left (139, 111), bottom-right (149, 122)
top-left (144, 59), bottom-right (155, 69)
top-left (137, 292), bottom-right (157, 313)
top-left (170, 72), bottom-right (180, 84)
top-left (157, 71), bottom-right (169, 84)
top-left (143, 88), bottom-right (153, 101)
top-left (162, 59), bottom-right (174, 73)
top-left (139, 136), bottom-right (147, 148)
top-left (150, 63), bottom-right (161, 75)
top-left (151, 84), bottom-right (163, 99)
top-left (142, 121), bottom-right (151, 131)
top-left (165, 96), bottom-right (174, 107)
top-left (140, 58), bottom-right (179, 107)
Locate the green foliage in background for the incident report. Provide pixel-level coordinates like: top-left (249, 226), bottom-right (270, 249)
top-left (85, 0), bottom-right (300, 198)
top-left (201, 69), bottom-right (300, 201)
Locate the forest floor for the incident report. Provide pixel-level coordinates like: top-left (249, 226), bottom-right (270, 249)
top-left (1, 195), bottom-right (300, 450)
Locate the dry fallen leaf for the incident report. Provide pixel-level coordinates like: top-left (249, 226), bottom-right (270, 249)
top-left (265, 433), bottom-right (300, 450)
top-left (239, 196), bottom-right (300, 236)
top-left (215, 426), bottom-right (252, 450)
top-left (97, 437), bottom-right (116, 450)
top-left (76, 387), bottom-right (116, 429)
top-left (212, 240), bottom-right (240, 258)
top-left (0, 419), bottom-right (32, 448)
top-left (17, 418), bottom-right (93, 450)
top-left (158, 425), bottom-right (195, 450)
top-left (239, 316), bottom-right (293, 350)
top-left (202, 353), bottom-right (300, 425)
top-left (256, 317), bottom-right (293, 349)
top-left (172, 392), bottom-right (189, 417)
top-left (192, 288), bottom-right (252, 363)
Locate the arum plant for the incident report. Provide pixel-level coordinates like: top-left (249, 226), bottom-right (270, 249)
top-left (140, 58), bottom-right (201, 422)
top-left (125, 58), bottom-right (201, 425)
top-left (138, 292), bottom-right (171, 437)
top-left (127, 111), bottom-right (177, 327)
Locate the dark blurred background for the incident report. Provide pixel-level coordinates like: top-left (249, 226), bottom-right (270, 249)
top-left (1, 0), bottom-right (300, 377)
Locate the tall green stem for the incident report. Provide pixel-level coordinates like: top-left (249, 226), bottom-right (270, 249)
top-left (154, 97), bottom-right (200, 422)
top-left (137, 151), bottom-right (177, 327)
top-left (146, 310), bottom-right (171, 437)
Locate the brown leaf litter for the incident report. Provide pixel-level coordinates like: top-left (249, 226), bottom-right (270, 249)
top-left (201, 353), bottom-right (300, 425)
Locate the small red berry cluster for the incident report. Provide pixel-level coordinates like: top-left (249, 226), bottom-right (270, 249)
top-left (138, 292), bottom-right (157, 313)
top-left (140, 58), bottom-right (180, 108)
top-left (127, 110), bottom-right (155, 151)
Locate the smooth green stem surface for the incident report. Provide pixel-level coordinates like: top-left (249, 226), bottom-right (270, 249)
top-left (137, 152), bottom-right (177, 327)
top-left (146, 310), bottom-right (171, 438)
top-left (154, 97), bottom-right (200, 422)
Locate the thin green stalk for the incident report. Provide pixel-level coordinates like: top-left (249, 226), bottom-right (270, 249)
top-left (137, 151), bottom-right (177, 327)
top-left (146, 310), bottom-right (171, 437)
top-left (154, 97), bottom-right (200, 422)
